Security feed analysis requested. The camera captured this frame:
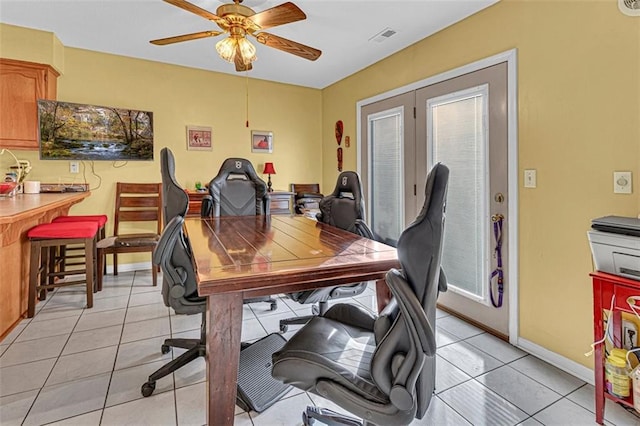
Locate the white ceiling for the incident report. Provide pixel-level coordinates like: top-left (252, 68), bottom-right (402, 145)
top-left (0, 0), bottom-right (499, 89)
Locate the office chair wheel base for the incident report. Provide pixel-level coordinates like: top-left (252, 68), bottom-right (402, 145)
top-left (302, 411), bottom-right (315, 426)
top-left (280, 324), bottom-right (288, 333)
top-left (161, 344), bottom-right (170, 354)
top-left (270, 302), bottom-right (278, 311)
top-left (311, 305), bottom-right (320, 315)
top-left (141, 381), bottom-right (156, 397)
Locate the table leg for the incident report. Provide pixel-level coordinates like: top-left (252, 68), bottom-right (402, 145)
top-left (206, 292), bottom-right (243, 426)
top-left (375, 278), bottom-right (391, 313)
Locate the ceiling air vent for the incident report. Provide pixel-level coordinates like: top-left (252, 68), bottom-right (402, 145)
top-left (619, 0), bottom-right (640, 16)
top-left (369, 28), bottom-right (397, 43)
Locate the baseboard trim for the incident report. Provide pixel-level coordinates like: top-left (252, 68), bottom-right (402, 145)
top-left (517, 337), bottom-right (594, 385)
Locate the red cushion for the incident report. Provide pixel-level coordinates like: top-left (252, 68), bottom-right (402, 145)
top-left (28, 221), bottom-right (99, 239)
top-left (53, 214), bottom-right (108, 227)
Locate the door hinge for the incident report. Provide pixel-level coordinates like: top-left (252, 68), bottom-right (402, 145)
top-left (414, 184), bottom-right (417, 196)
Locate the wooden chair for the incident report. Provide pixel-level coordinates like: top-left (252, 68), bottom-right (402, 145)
top-left (290, 183), bottom-right (323, 214)
top-left (97, 182), bottom-right (162, 290)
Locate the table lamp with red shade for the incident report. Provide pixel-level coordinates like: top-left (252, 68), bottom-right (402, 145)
top-left (262, 162), bottom-right (276, 192)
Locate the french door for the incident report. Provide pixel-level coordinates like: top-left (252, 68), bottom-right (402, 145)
top-left (360, 61), bottom-right (512, 337)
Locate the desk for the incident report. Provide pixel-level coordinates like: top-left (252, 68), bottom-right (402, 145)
top-left (0, 192), bottom-right (90, 338)
top-left (184, 215), bottom-right (399, 425)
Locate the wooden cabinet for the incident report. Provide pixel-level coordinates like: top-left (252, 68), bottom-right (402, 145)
top-left (0, 58), bottom-right (59, 149)
top-left (186, 190), bottom-right (208, 217)
top-left (269, 191), bottom-right (295, 215)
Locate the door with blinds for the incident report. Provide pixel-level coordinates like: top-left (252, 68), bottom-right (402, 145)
top-left (360, 62), bottom-right (510, 337)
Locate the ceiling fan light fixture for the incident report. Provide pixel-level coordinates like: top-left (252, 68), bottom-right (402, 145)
top-left (216, 37), bottom-right (237, 63)
top-left (237, 37), bottom-right (257, 65)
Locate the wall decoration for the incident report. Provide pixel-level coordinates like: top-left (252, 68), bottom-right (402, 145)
top-left (335, 120), bottom-right (343, 171)
top-left (186, 125), bottom-right (212, 151)
top-left (251, 130), bottom-right (273, 153)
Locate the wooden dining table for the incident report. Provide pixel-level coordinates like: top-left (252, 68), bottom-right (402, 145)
top-left (184, 214), bottom-right (400, 426)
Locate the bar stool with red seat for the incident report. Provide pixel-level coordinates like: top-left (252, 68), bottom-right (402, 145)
top-left (52, 214), bottom-right (108, 280)
top-left (27, 220), bottom-right (99, 318)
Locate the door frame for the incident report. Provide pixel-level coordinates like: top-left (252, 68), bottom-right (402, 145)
top-left (356, 49), bottom-right (519, 344)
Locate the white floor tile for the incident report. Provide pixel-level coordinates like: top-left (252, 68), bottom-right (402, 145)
top-left (90, 295), bottom-right (130, 313)
top-left (0, 334), bottom-right (67, 367)
top-left (476, 365), bottom-right (562, 415)
top-left (62, 324), bottom-right (122, 355)
top-left (125, 302), bottom-right (170, 324)
top-left (23, 373), bottom-right (110, 426)
top-left (175, 381), bottom-right (206, 426)
top-left (436, 355), bottom-right (472, 394)
top-left (0, 389), bottom-right (39, 426)
top-left (251, 392), bottom-right (314, 425)
top-left (438, 380), bottom-right (528, 425)
top-left (566, 383), bottom-right (640, 425)
top-left (129, 290), bottom-right (164, 307)
top-left (121, 316), bottom-right (171, 344)
top-left (173, 355), bottom-right (205, 389)
top-left (257, 310), bottom-right (307, 334)
top-left (101, 389), bottom-right (176, 426)
top-left (106, 360), bottom-right (174, 407)
top-left (0, 321), bottom-right (28, 345)
top-left (533, 397), bottom-right (601, 425)
top-left (170, 312), bottom-right (203, 334)
top-left (15, 315), bottom-right (78, 343)
top-left (411, 395), bottom-right (472, 425)
top-left (74, 308), bottom-right (126, 332)
top-left (46, 345), bottom-right (118, 386)
top-left (93, 284), bottom-right (132, 299)
top-left (437, 315), bottom-right (485, 340)
top-left (436, 326), bottom-right (463, 348)
top-left (45, 409), bottom-right (103, 425)
top-left (31, 305), bottom-right (83, 323)
top-left (0, 344), bottom-right (8, 357)
top-left (0, 358), bottom-right (56, 397)
top-left (114, 335), bottom-right (172, 370)
top-left (437, 341), bottom-right (503, 377)
top-left (510, 355), bottom-right (585, 396)
top-left (466, 332), bottom-right (527, 363)
top-left (242, 318), bottom-right (267, 341)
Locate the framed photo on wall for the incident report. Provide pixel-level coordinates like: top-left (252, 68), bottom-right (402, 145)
top-left (187, 125), bottom-right (212, 151)
top-left (251, 130), bottom-right (273, 153)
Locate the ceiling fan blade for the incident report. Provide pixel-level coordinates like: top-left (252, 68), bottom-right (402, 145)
top-left (255, 32), bottom-right (321, 61)
top-left (163, 0), bottom-right (222, 23)
top-left (249, 2), bottom-right (306, 30)
top-left (150, 30), bottom-right (222, 45)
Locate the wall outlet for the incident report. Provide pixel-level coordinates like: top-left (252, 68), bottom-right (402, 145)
top-left (70, 161), bottom-right (79, 174)
top-left (614, 171), bottom-right (632, 194)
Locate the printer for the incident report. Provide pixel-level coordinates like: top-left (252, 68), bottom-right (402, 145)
top-left (588, 215), bottom-right (640, 281)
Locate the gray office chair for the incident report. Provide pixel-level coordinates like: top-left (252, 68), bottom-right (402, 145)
top-left (202, 157), bottom-right (277, 310)
top-left (279, 171), bottom-right (374, 332)
top-left (142, 148), bottom-right (205, 397)
top-left (272, 163), bottom-right (449, 425)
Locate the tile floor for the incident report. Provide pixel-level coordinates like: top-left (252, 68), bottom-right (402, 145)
top-left (1, 270), bottom-right (639, 425)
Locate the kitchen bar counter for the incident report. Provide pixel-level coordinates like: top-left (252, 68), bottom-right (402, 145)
top-left (0, 192), bottom-right (90, 338)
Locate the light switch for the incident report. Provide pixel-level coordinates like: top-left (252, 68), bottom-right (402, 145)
top-left (524, 169), bottom-right (536, 188)
top-left (614, 171), bottom-right (632, 194)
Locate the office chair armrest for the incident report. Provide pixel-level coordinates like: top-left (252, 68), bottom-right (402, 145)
top-left (354, 219), bottom-right (375, 240)
top-left (385, 268), bottom-right (435, 356)
top-left (323, 303), bottom-right (376, 331)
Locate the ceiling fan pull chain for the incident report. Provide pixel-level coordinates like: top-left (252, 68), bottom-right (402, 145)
top-left (245, 71), bottom-right (250, 127)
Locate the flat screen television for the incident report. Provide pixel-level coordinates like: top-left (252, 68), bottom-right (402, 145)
top-left (38, 100), bottom-right (154, 161)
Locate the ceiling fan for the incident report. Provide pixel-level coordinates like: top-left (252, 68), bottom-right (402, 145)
top-left (150, 0), bottom-right (322, 72)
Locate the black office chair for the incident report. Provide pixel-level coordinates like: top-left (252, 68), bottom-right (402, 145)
top-left (202, 158), bottom-right (277, 310)
top-left (141, 148), bottom-right (205, 397)
top-left (272, 163), bottom-right (449, 425)
top-left (279, 171), bottom-right (374, 333)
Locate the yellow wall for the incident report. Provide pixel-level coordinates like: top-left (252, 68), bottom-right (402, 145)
top-left (1, 24), bottom-right (322, 264)
top-left (321, 0), bottom-right (640, 367)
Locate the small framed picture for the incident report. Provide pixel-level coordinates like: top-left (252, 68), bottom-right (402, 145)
top-left (187, 125), bottom-right (212, 151)
top-left (251, 130), bottom-right (273, 153)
